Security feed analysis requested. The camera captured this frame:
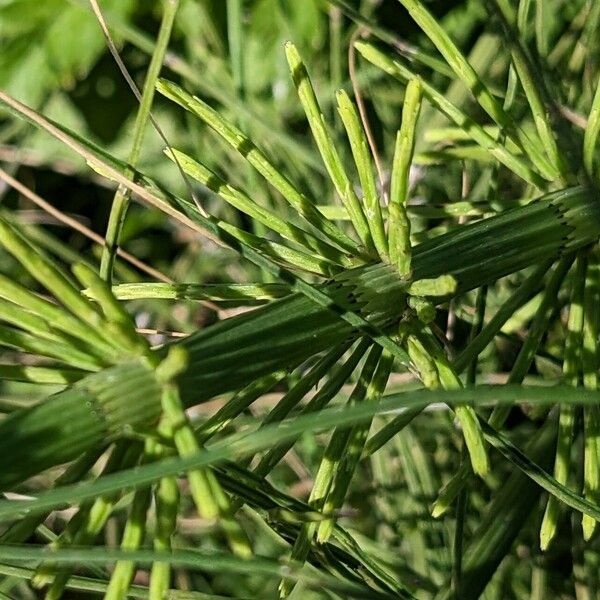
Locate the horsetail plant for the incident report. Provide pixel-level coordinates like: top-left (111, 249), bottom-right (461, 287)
top-left (2, 0), bottom-right (600, 598)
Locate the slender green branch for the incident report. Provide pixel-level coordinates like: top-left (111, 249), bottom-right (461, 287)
top-left (100, 0), bottom-right (180, 283)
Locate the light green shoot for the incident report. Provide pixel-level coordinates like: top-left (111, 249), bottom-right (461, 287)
top-left (108, 281), bottom-right (290, 303)
top-left (0, 218), bottom-right (120, 358)
top-left (0, 323), bottom-right (104, 372)
top-left (414, 330), bottom-right (490, 477)
top-left (433, 259), bottom-right (573, 518)
top-left (582, 250), bottom-right (600, 540)
top-left (149, 467), bottom-right (179, 600)
top-left (408, 274), bottom-right (457, 297)
top-left (396, 0), bottom-right (507, 127)
top-left (0, 364), bottom-right (83, 385)
top-left (165, 147), bottom-right (353, 267)
top-left (218, 220), bottom-right (340, 277)
top-left (389, 77), bottom-right (422, 276)
top-left (100, 0), bottom-right (180, 284)
top-left (535, 0), bottom-right (550, 58)
top-left (335, 89), bottom-right (388, 258)
top-left (405, 333), bottom-right (441, 389)
top-left (584, 70), bottom-right (600, 179)
top-left (355, 41), bottom-right (547, 187)
top-left (0, 298), bottom-right (58, 342)
top-left (408, 295), bottom-right (436, 323)
top-left (156, 79), bottom-right (359, 257)
top-left (104, 486), bottom-right (152, 600)
top-left (0, 272), bottom-right (107, 354)
top-left (407, 274), bottom-right (458, 296)
top-left (160, 383), bottom-right (252, 558)
top-left (72, 263), bottom-right (150, 358)
top-left (504, 0), bottom-right (532, 109)
top-left (487, 0), bottom-right (568, 181)
top-left (285, 42), bottom-right (375, 254)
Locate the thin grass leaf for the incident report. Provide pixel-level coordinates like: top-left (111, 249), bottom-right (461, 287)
top-left (196, 372), bottom-right (284, 444)
top-left (453, 260), bottom-right (551, 373)
top-left (285, 42), bottom-right (375, 253)
top-left (258, 342), bottom-right (353, 428)
top-left (0, 545), bottom-right (394, 599)
top-left (34, 442), bottom-right (143, 595)
top-left (318, 350), bottom-right (394, 542)
top-left (480, 418), bottom-right (600, 524)
top-left (254, 338), bottom-right (372, 478)
top-left (435, 421), bottom-right (556, 600)
top-left (355, 41), bottom-right (547, 186)
top-left (535, 0), bottom-right (550, 58)
top-left (0, 384), bottom-right (598, 519)
top-left (489, 255), bottom-right (574, 428)
top-left (362, 406), bottom-right (422, 457)
top-left (280, 345), bottom-right (383, 596)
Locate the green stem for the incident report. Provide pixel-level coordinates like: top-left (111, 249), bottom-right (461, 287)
top-left (100, 0), bottom-right (180, 283)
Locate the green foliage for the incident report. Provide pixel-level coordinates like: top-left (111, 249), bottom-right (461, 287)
top-left (1, 1), bottom-right (600, 599)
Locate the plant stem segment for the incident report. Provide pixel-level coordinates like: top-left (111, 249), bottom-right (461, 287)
top-left (0, 187), bottom-right (598, 490)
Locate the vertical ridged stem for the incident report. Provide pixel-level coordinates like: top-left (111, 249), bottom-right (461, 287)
top-left (336, 90), bottom-right (388, 258)
top-left (104, 486), bottom-right (152, 600)
top-left (148, 444), bottom-right (179, 600)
